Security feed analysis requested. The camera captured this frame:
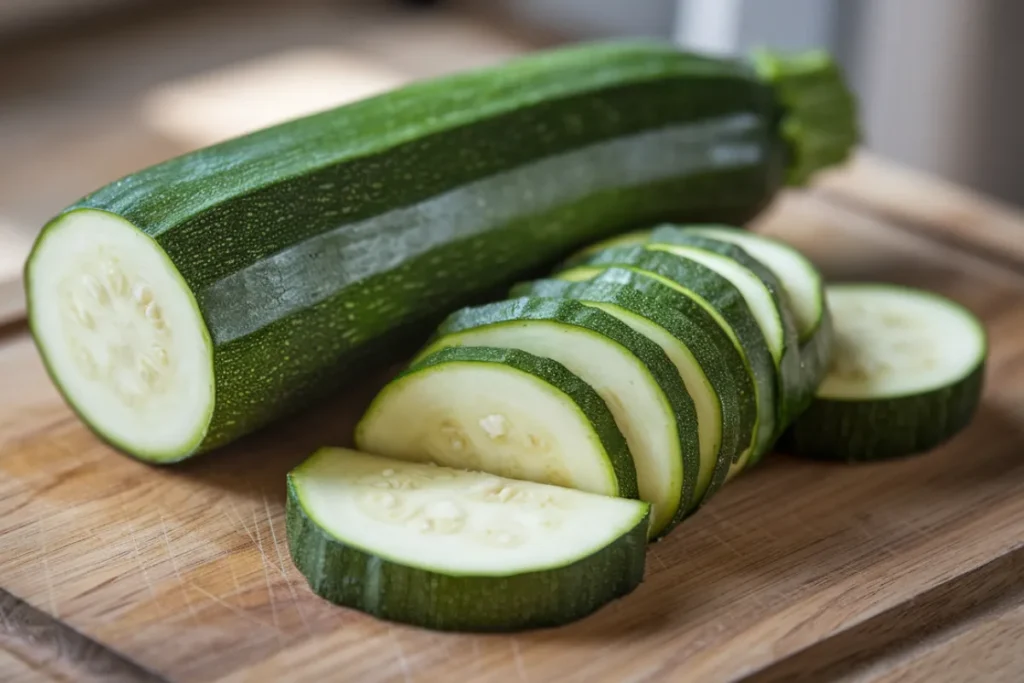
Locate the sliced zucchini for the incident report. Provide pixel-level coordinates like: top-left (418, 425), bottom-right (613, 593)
top-left (645, 228), bottom-right (806, 434)
top-left (781, 284), bottom-right (986, 461)
top-left (559, 247), bottom-right (776, 477)
top-left (287, 447), bottom-right (650, 632)
top-left (509, 275), bottom-right (746, 508)
top-left (408, 297), bottom-right (700, 538)
top-left (672, 224), bottom-right (835, 403)
top-left (356, 346), bottom-right (637, 499)
top-left (679, 226), bottom-right (825, 342)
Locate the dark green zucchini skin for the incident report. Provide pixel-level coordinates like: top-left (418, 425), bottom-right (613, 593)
top-left (286, 474), bottom-right (650, 632)
top-left (778, 363), bottom-right (984, 462)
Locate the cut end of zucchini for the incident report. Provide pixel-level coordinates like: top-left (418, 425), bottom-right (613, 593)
top-left (751, 49), bottom-right (859, 186)
top-left (26, 209), bottom-right (215, 462)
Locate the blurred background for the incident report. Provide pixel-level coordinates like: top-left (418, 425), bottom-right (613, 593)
top-left (1, 0), bottom-right (1022, 299)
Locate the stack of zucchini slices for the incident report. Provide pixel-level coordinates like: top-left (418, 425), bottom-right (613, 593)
top-left (289, 224), bottom-right (986, 632)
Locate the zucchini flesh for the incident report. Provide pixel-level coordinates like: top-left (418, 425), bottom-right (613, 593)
top-left (355, 346), bottom-right (638, 499)
top-left (782, 285), bottom-right (986, 461)
top-left (510, 275), bottom-right (747, 508)
top-left (410, 297), bottom-right (700, 538)
top-left (26, 40), bottom-right (856, 463)
top-left (287, 448), bottom-right (649, 631)
top-left (560, 247), bottom-right (776, 473)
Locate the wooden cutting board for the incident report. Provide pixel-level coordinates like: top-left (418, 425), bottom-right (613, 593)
top-left (3, 156), bottom-right (1024, 683)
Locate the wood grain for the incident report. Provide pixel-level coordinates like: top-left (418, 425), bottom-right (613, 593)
top-left (2, 182), bottom-right (1024, 682)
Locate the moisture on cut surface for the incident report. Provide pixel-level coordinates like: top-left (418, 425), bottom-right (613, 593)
top-left (819, 286), bottom-right (985, 399)
top-left (27, 210), bottom-right (214, 460)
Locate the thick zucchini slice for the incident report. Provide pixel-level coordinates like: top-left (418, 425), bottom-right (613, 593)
top-left (510, 275), bottom-right (745, 508)
top-left (781, 285), bottom-right (986, 461)
top-left (356, 346), bottom-right (637, 499)
top-left (287, 448), bottom-right (650, 632)
top-left (408, 297), bottom-right (700, 538)
top-left (27, 41), bottom-right (856, 462)
top-left (645, 228), bottom-right (806, 433)
top-left (560, 247), bottom-right (776, 476)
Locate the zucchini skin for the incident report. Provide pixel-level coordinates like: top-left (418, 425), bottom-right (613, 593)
top-left (778, 363), bottom-right (984, 462)
top-left (426, 297), bottom-right (702, 535)
top-left (509, 276), bottom-right (745, 509)
top-left (286, 474), bottom-right (650, 632)
top-left (41, 40), bottom-right (789, 459)
top-left (358, 345), bottom-right (640, 499)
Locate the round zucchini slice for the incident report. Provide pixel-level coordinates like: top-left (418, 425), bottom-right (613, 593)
top-left (288, 448), bottom-right (650, 632)
top-left (356, 346), bottom-right (637, 499)
top-left (781, 284), bottom-right (986, 461)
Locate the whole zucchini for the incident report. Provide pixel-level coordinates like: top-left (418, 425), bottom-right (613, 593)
top-left (25, 40), bottom-right (857, 462)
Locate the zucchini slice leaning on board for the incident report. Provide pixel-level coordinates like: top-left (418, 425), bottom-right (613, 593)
top-left (360, 297), bottom-right (699, 539)
top-left (509, 275), bottom-right (747, 509)
top-left (287, 448), bottom-right (650, 632)
top-left (25, 40), bottom-right (857, 463)
top-left (356, 345), bottom-right (638, 499)
top-left (781, 284), bottom-right (986, 461)
top-left (559, 246), bottom-right (776, 478)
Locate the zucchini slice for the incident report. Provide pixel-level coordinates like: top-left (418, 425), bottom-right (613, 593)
top-left (645, 228), bottom-right (806, 434)
top-left (407, 297), bottom-right (700, 538)
top-left (560, 247), bottom-right (776, 476)
top-left (510, 275), bottom-right (746, 508)
top-left (287, 448), bottom-right (649, 632)
top-left (781, 285), bottom-right (986, 461)
top-left (356, 346), bottom-right (637, 499)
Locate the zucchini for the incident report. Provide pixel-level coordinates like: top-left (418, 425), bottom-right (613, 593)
top-left (644, 228), bottom-right (806, 433)
top-left (355, 346), bottom-right (638, 499)
top-left (509, 275), bottom-right (745, 508)
top-left (405, 297), bottom-right (700, 538)
top-left (781, 285), bottom-right (986, 461)
top-left (287, 447), bottom-right (649, 632)
top-left (559, 247), bottom-right (776, 475)
top-left (26, 40), bottom-right (856, 462)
